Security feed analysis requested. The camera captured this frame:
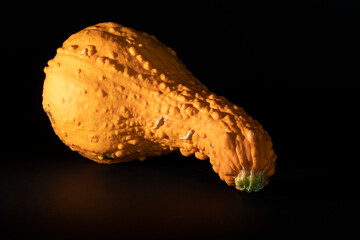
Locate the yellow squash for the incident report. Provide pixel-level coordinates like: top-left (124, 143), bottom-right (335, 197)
top-left (43, 22), bottom-right (276, 192)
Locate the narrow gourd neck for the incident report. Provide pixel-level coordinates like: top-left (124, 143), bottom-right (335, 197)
top-left (170, 95), bottom-right (276, 192)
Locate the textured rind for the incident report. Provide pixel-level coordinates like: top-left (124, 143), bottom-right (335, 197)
top-left (42, 22), bottom-right (277, 192)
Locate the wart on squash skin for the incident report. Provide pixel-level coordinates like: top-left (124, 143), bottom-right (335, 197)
top-left (179, 129), bottom-right (194, 140)
top-left (152, 116), bottom-right (164, 129)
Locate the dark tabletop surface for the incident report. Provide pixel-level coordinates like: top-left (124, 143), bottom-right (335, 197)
top-left (2, 1), bottom-right (360, 239)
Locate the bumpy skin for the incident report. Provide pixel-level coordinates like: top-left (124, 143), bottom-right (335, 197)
top-left (43, 22), bottom-right (277, 192)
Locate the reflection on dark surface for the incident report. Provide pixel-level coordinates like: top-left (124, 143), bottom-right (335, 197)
top-left (0, 153), bottom-right (259, 238)
top-left (1, 151), bottom-right (358, 239)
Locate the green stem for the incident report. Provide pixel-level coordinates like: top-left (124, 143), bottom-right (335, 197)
top-left (235, 170), bottom-right (266, 193)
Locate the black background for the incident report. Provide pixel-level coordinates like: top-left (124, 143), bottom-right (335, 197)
top-left (2, 1), bottom-right (360, 239)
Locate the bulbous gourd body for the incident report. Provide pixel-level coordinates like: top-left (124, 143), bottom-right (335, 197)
top-left (43, 22), bottom-right (276, 192)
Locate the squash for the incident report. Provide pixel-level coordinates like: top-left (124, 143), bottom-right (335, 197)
top-left (42, 22), bottom-right (276, 192)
